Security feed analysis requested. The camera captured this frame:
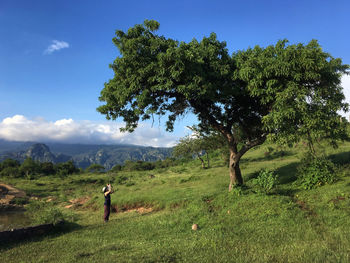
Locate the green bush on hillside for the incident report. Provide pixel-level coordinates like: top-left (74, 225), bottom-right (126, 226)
top-left (0, 166), bottom-right (21, 178)
top-left (297, 155), bottom-right (337, 189)
top-left (252, 169), bottom-right (278, 193)
top-left (26, 201), bottom-right (77, 225)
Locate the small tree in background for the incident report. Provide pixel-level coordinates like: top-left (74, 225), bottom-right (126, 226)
top-left (20, 157), bottom-right (39, 179)
top-left (40, 162), bottom-right (56, 175)
top-left (173, 126), bottom-right (226, 168)
top-left (55, 160), bottom-right (79, 176)
top-left (173, 135), bottom-right (207, 168)
top-left (86, 163), bottom-right (105, 173)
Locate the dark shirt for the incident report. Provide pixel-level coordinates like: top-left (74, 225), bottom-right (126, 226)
top-left (104, 193), bottom-right (111, 206)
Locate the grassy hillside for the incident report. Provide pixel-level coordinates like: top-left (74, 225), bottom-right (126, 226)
top-left (1, 142), bottom-right (350, 262)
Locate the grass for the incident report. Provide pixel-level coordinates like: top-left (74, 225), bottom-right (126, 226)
top-left (1, 142), bottom-right (350, 262)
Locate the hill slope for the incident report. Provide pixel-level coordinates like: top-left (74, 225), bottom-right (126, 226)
top-left (1, 142), bottom-right (350, 262)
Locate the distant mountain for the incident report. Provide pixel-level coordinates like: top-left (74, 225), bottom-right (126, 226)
top-left (0, 139), bottom-right (35, 153)
top-left (0, 143), bottom-right (71, 164)
top-left (0, 140), bottom-right (173, 169)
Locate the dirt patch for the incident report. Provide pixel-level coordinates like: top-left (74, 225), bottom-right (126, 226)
top-left (0, 183), bottom-right (26, 206)
top-left (295, 199), bottom-right (317, 217)
top-left (329, 196), bottom-right (346, 203)
top-left (111, 204), bottom-right (153, 214)
top-left (65, 196), bottom-right (91, 209)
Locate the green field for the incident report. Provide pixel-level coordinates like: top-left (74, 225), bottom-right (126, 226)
top-left (1, 142), bottom-right (350, 262)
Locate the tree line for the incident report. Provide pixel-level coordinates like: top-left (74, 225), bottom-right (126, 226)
top-left (0, 158), bottom-right (79, 178)
top-left (0, 156), bottom-right (181, 178)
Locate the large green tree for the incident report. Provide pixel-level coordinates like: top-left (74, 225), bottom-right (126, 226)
top-left (98, 20), bottom-right (348, 191)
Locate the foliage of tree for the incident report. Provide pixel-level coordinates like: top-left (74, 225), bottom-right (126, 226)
top-left (55, 160), bottom-right (79, 176)
top-left (0, 166), bottom-right (21, 178)
top-left (123, 160), bottom-right (155, 171)
top-left (20, 157), bottom-right (39, 178)
top-left (110, 164), bottom-right (122, 172)
top-left (153, 157), bottom-right (177, 169)
top-left (86, 163), bottom-right (105, 173)
top-left (0, 158), bottom-right (81, 178)
top-left (0, 158), bottom-right (20, 170)
top-left (0, 159), bottom-right (21, 177)
top-left (40, 162), bottom-right (56, 175)
top-left (97, 20), bottom-right (348, 190)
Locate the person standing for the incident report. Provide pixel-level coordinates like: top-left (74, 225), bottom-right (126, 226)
top-left (103, 183), bottom-right (113, 222)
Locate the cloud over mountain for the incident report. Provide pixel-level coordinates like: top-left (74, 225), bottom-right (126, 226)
top-left (0, 115), bottom-right (177, 147)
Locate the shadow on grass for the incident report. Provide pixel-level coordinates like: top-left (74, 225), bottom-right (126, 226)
top-left (328, 151), bottom-right (350, 165)
top-left (276, 162), bottom-right (299, 185)
top-left (245, 161), bottom-right (301, 197)
top-left (25, 189), bottom-right (51, 197)
top-left (244, 161), bottom-right (299, 184)
top-left (242, 150), bottom-right (294, 163)
top-left (0, 221), bottom-right (82, 250)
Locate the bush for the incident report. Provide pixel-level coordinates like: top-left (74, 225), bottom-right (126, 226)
top-left (114, 175), bottom-right (129, 185)
top-left (86, 164), bottom-right (105, 173)
top-left (123, 160), bottom-right (155, 171)
top-left (0, 166), bottom-right (21, 178)
top-left (26, 201), bottom-right (76, 225)
top-left (252, 169), bottom-right (277, 193)
top-left (230, 185), bottom-right (244, 196)
top-left (10, 197), bottom-right (29, 205)
top-left (0, 158), bottom-right (20, 170)
top-left (297, 155), bottom-right (336, 189)
top-left (40, 162), bottom-right (56, 175)
top-left (111, 164), bottom-right (122, 172)
top-left (55, 161), bottom-right (79, 176)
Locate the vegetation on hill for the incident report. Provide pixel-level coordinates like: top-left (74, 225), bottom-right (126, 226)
top-left (1, 138), bottom-right (350, 262)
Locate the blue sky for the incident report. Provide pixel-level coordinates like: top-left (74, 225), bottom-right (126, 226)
top-left (1, 0), bottom-right (349, 147)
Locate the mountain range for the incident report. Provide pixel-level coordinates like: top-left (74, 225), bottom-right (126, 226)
top-left (0, 140), bottom-right (173, 170)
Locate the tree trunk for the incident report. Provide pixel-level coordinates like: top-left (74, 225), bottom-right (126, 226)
top-left (197, 155), bottom-right (206, 169)
top-left (228, 150), bottom-right (243, 191)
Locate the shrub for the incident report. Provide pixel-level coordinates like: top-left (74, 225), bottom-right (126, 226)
top-left (40, 162), bottom-right (56, 175)
top-left (55, 161), bottom-right (79, 176)
top-left (26, 201), bottom-right (76, 225)
top-left (253, 169), bottom-right (277, 193)
top-left (114, 175), bottom-right (128, 185)
top-left (10, 197), bottom-right (29, 205)
top-left (111, 164), bottom-right (122, 172)
top-left (0, 166), bottom-right (21, 178)
top-left (297, 155), bottom-right (336, 189)
top-left (230, 185), bottom-right (244, 196)
top-left (86, 164), bottom-right (105, 173)
top-left (0, 158), bottom-right (20, 170)
top-left (123, 160), bottom-right (155, 171)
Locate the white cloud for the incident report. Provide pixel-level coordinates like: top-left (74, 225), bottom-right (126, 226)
top-left (0, 115), bottom-right (177, 147)
top-left (44, 40), bottom-right (69, 54)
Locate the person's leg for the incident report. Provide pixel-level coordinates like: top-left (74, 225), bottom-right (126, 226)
top-left (104, 205), bottom-right (109, 222)
top-left (106, 204), bottom-right (110, 221)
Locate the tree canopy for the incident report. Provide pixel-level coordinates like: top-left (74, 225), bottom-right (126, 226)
top-left (98, 20), bottom-right (349, 190)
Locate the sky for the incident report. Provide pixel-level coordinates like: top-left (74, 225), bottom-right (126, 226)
top-left (1, 0), bottom-right (350, 147)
